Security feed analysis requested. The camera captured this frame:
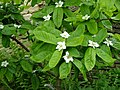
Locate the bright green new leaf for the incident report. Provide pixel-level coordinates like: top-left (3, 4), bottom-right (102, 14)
top-left (49, 50), bottom-right (63, 68)
top-left (67, 35), bottom-right (84, 47)
top-left (94, 29), bottom-right (107, 43)
top-left (73, 59), bottom-right (87, 81)
top-left (86, 20), bottom-right (98, 34)
top-left (20, 60), bottom-right (33, 72)
top-left (100, 45), bottom-right (112, 56)
top-left (96, 48), bottom-right (115, 64)
top-left (114, 34), bottom-right (120, 41)
top-left (31, 75), bottom-right (39, 90)
top-left (70, 23), bottom-right (85, 38)
top-left (33, 31), bottom-right (58, 45)
top-left (59, 62), bottom-right (72, 79)
top-left (115, 0), bottom-right (120, 11)
top-left (84, 48), bottom-right (96, 71)
top-left (53, 8), bottom-right (63, 28)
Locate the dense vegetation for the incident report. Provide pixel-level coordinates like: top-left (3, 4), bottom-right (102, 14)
top-left (0, 0), bottom-right (120, 90)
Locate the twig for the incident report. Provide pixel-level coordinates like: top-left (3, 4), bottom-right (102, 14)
top-left (10, 36), bottom-right (30, 52)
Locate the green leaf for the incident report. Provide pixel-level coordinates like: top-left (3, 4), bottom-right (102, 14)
top-left (114, 34), bottom-right (120, 41)
top-left (59, 62), bottom-right (72, 79)
top-left (67, 35), bottom-right (84, 47)
top-left (111, 13), bottom-right (120, 20)
top-left (96, 48), bottom-right (115, 64)
top-left (31, 51), bottom-right (52, 63)
top-left (33, 31), bottom-right (58, 45)
top-left (70, 23), bottom-right (85, 38)
top-left (53, 8), bottom-right (63, 28)
top-left (84, 48), bottom-right (96, 71)
top-left (2, 35), bottom-right (10, 48)
top-left (94, 29), bottom-right (107, 43)
top-left (73, 59), bottom-right (87, 81)
top-left (100, 13), bottom-right (112, 30)
top-left (86, 20), bottom-right (98, 34)
top-left (0, 68), bottom-right (7, 79)
top-left (20, 60), bottom-right (33, 72)
top-left (112, 41), bottom-right (120, 50)
top-left (100, 45), bottom-right (112, 56)
top-left (49, 50), bottom-right (63, 68)
top-left (64, 8), bottom-right (75, 17)
top-left (115, 0), bottom-right (120, 11)
top-left (32, 5), bottom-right (54, 18)
top-left (68, 48), bottom-right (80, 57)
top-left (2, 26), bottom-right (16, 35)
top-left (5, 70), bottom-right (13, 82)
top-left (65, 0), bottom-right (81, 6)
top-left (31, 75), bottom-right (39, 90)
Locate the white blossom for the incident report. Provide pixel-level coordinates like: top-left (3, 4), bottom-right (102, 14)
top-left (1, 61), bottom-right (9, 67)
top-left (88, 40), bottom-right (99, 49)
top-left (60, 31), bottom-right (70, 38)
top-left (63, 51), bottom-right (73, 63)
top-left (92, 35), bottom-right (96, 38)
top-left (103, 38), bottom-right (113, 46)
top-left (14, 24), bottom-right (21, 28)
top-left (55, 1), bottom-right (64, 8)
top-left (43, 14), bottom-right (51, 21)
top-left (56, 41), bottom-right (66, 51)
top-left (0, 25), bottom-right (4, 29)
top-left (32, 70), bottom-right (37, 73)
top-left (82, 14), bottom-right (90, 20)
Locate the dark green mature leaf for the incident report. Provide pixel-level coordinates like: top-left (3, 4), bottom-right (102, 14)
top-left (64, 8), bottom-right (75, 17)
top-left (2, 35), bottom-right (10, 48)
top-left (32, 5), bottom-right (54, 18)
top-left (100, 13), bottom-right (112, 30)
top-left (67, 35), bottom-right (84, 47)
top-left (96, 48), bottom-right (115, 64)
top-left (49, 50), bottom-right (63, 68)
top-left (94, 29), bottom-right (107, 43)
top-left (33, 30), bottom-right (58, 45)
top-left (112, 41), bottom-right (120, 50)
top-left (31, 51), bottom-right (52, 63)
top-left (53, 8), bottom-right (63, 28)
top-left (84, 48), bottom-right (96, 71)
top-left (73, 59), bottom-right (87, 81)
top-left (31, 75), bottom-right (39, 90)
top-left (2, 26), bottom-right (16, 35)
top-left (0, 68), bottom-right (7, 79)
top-left (59, 62), bottom-right (72, 79)
top-left (5, 70), bottom-right (13, 82)
top-left (68, 48), bottom-right (80, 57)
top-left (86, 20), bottom-right (98, 34)
top-left (20, 60), bottom-right (33, 72)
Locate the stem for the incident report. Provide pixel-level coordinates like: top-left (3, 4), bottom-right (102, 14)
top-left (10, 36), bottom-right (30, 52)
top-left (56, 77), bottom-right (61, 90)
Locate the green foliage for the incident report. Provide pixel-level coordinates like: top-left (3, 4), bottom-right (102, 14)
top-left (0, 0), bottom-right (120, 90)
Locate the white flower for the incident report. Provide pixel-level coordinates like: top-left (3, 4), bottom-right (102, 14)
top-left (82, 14), bottom-right (90, 20)
top-left (103, 38), bottom-right (113, 46)
top-left (88, 40), bottom-right (99, 49)
top-left (55, 1), bottom-right (64, 8)
top-left (14, 24), bottom-right (21, 28)
top-left (32, 70), bottom-right (37, 73)
top-left (1, 61), bottom-right (9, 67)
top-left (0, 25), bottom-right (4, 29)
top-left (43, 14), bottom-right (51, 21)
top-left (56, 41), bottom-right (66, 51)
top-left (92, 35), bottom-right (96, 38)
top-left (60, 31), bottom-right (70, 38)
top-left (63, 51), bottom-right (73, 63)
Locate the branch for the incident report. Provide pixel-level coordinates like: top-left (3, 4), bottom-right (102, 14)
top-left (10, 36), bottom-right (30, 52)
